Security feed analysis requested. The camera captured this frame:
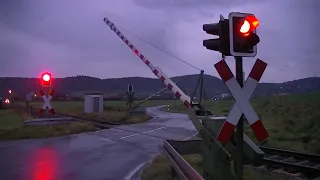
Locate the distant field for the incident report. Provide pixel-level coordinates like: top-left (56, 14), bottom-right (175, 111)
top-left (0, 109), bottom-right (24, 130)
top-left (6, 92), bottom-right (320, 150)
top-left (0, 100), bottom-right (169, 140)
top-left (0, 108), bottom-right (97, 140)
top-left (16, 100), bottom-right (170, 113)
top-left (142, 91), bottom-right (320, 180)
top-left (165, 91), bottom-right (320, 153)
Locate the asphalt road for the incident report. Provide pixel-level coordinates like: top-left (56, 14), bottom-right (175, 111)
top-left (0, 106), bottom-right (198, 180)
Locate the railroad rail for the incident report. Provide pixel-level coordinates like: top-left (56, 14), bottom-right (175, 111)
top-left (11, 104), bottom-right (122, 128)
top-left (257, 146), bottom-right (320, 179)
top-left (164, 140), bottom-right (320, 180)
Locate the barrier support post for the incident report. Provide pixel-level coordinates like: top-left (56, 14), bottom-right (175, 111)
top-left (200, 116), bottom-right (265, 180)
top-left (202, 117), bottom-right (235, 180)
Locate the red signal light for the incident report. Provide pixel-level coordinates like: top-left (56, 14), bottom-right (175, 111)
top-left (41, 72), bottom-right (52, 87)
top-left (240, 15), bottom-right (259, 36)
top-left (42, 73), bottom-right (51, 81)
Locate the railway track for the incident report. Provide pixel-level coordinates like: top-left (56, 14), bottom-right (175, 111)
top-left (165, 140), bottom-right (320, 180)
top-left (256, 146), bottom-right (320, 179)
top-left (12, 104), bottom-right (122, 128)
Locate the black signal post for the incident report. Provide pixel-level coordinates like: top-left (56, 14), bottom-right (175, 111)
top-left (127, 84), bottom-right (134, 109)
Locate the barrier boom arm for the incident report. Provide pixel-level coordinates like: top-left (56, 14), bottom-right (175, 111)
top-left (103, 17), bottom-right (192, 108)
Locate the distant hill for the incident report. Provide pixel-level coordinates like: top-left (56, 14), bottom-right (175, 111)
top-left (0, 74), bottom-right (320, 98)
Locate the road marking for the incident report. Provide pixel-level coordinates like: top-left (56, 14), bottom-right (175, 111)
top-left (142, 126), bottom-right (166, 134)
top-left (183, 132), bottom-right (199, 141)
top-left (124, 161), bottom-right (149, 180)
top-left (120, 134), bottom-right (138, 139)
top-left (120, 126), bottom-right (166, 139)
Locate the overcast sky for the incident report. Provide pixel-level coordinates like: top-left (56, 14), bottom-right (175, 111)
top-left (0, 0), bottom-right (319, 83)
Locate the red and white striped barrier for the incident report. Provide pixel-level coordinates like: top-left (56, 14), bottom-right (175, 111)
top-left (103, 17), bottom-right (191, 108)
top-left (39, 89), bottom-right (55, 115)
top-left (214, 59), bottom-right (269, 144)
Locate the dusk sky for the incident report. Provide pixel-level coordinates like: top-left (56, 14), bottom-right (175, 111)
top-left (0, 0), bottom-right (319, 83)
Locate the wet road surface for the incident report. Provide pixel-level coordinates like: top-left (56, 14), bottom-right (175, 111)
top-left (0, 107), bottom-right (197, 180)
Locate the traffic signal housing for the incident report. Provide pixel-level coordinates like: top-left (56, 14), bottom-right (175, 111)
top-left (41, 72), bottom-right (52, 87)
top-left (229, 12), bottom-right (260, 57)
top-left (203, 15), bottom-right (230, 56)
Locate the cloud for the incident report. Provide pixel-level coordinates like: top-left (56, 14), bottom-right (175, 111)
top-left (0, 0), bottom-right (319, 83)
top-left (134, 0), bottom-right (320, 82)
top-left (133, 0), bottom-right (259, 9)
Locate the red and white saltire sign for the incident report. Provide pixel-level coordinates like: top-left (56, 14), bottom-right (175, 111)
top-left (214, 59), bottom-right (269, 144)
top-left (39, 89), bottom-right (55, 115)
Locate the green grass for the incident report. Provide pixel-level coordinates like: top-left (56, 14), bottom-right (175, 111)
top-left (142, 91), bottom-right (320, 180)
top-left (19, 100), bottom-right (168, 114)
top-left (0, 100), bottom-right (168, 140)
top-left (0, 121), bottom-right (97, 140)
top-left (79, 111), bottom-right (152, 124)
top-left (22, 100), bottom-right (167, 124)
top-left (0, 109), bottom-right (24, 130)
top-left (0, 108), bottom-right (97, 140)
top-left (142, 154), bottom-right (271, 180)
top-left (166, 92), bottom-right (320, 153)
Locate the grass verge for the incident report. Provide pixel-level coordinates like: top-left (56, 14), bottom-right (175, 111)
top-left (142, 154), bottom-right (272, 180)
top-left (167, 92), bottom-right (320, 153)
top-left (1, 100), bottom-right (164, 140)
top-left (25, 100), bottom-right (162, 124)
top-left (80, 111), bottom-right (152, 124)
top-left (0, 109), bottom-right (97, 140)
top-left (142, 92), bottom-right (320, 179)
top-left (0, 109), bottom-right (24, 130)
top-left (0, 121), bottom-right (97, 140)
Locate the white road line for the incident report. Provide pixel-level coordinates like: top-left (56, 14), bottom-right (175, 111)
top-left (124, 161), bottom-right (149, 180)
top-left (94, 128), bottom-right (123, 133)
top-left (120, 126), bottom-right (167, 139)
top-left (120, 133), bottom-right (138, 139)
top-left (183, 132), bottom-right (199, 141)
top-left (142, 127), bottom-right (166, 134)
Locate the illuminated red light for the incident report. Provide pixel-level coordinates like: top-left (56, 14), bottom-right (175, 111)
top-left (240, 15), bottom-right (259, 36)
top-left (41, 72), bottom-right (52, 87)
top-left (42, 74), bottom-right (51, 81)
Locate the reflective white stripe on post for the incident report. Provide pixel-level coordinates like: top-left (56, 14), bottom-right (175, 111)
top-left (155, 67), bottom-right (191, 107)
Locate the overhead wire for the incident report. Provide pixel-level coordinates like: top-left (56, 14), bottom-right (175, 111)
top-left (115, 25), bottom-right (202, 71)
top-left (114, 24), bottom-right (206, 101)
top-left (104, 18), bottom-right (206, 103)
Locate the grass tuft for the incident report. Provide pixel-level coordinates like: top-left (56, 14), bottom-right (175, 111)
top-left (142, 92), bottom-right (320, 179)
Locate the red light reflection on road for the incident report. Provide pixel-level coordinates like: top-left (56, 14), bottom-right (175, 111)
top-left (32, 147), bottom-right (59, 180)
